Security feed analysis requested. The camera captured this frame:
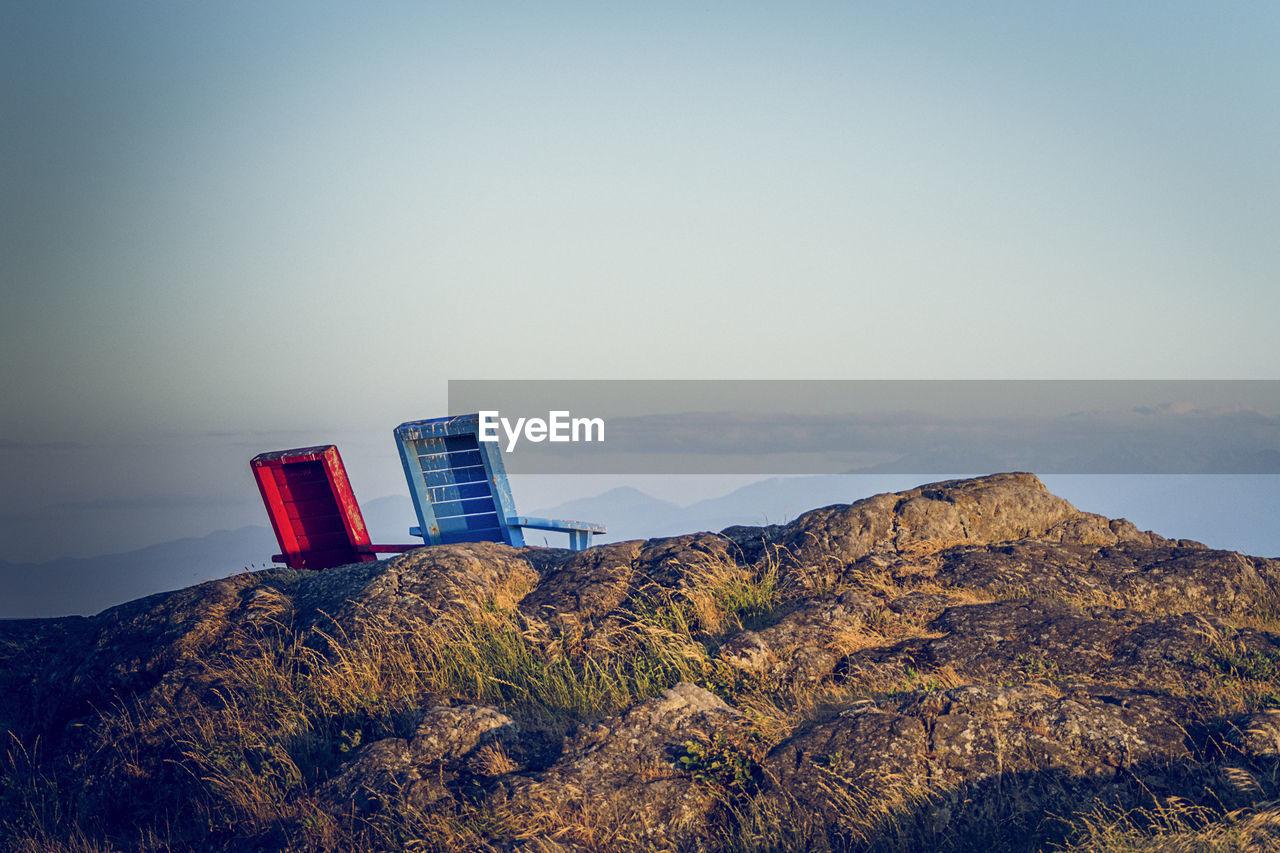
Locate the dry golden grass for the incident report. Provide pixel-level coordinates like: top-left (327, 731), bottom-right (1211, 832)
top-left (891, 534), bottom-right (974, 569)
top-left (1058, 798), bottom-right (1280, 852)
top-left (469, 741), bottom-right (518, 777)
top-left (627, 547), bottom-right (796, 646)
top-left (483, 788), bottom-right (673, 852)
top-left (7, 538), bottom-right (1280, 853)
top-left (0, 583), bottom-right (715, 851)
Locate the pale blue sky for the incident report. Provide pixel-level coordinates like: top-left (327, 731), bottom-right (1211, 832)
top-left (2, 2), bottom-right (1278, 562)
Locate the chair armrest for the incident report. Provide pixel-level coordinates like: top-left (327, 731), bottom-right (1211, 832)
top-left (507, 516), bottom-right (607, 534)
top-left (356, 544), bottom-right (420, 555)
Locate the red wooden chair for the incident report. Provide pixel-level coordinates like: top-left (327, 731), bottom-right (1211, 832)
top-left (250, 445), bottom-right (417, 570)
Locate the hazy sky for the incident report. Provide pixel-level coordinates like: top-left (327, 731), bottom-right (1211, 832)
top-left (3, 3), bottom-right (1278, 562)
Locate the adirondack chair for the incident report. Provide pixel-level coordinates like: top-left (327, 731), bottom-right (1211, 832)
top-left (394, 413), bottom-right (605, 550)
top-left (250, 445), bottom-right (418, 570)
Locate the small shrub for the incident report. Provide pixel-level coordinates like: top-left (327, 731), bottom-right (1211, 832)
top-left (678, 731), bottom-right (765, 796)
top-left (1217, 647), bottom-right (1280, 682)
top-left (1016, 652), bottom-right (1061, 681)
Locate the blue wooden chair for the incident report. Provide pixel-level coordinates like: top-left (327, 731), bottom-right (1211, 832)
top-left (394, 413), bottom-right (605, 551)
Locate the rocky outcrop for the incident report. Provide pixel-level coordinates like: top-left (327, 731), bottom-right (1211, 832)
top-left (3, 473), bottom-right (1280, 853)
top-left (322, 702), bottom-right (519, 812)
top-left (519, 541), bottom-right (645, 629)
top-left (771, 472), bottom-right (1084, 576)
top-left (763, 682), bottom-right (1200, 848)
top-left (499, 684), bottom-right (742, 850)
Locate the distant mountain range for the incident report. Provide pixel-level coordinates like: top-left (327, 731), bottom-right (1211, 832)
top-left (5, 474), bottom-right (1276, 619)
top-left (0, 479), bottom-right (886, 619)
top-left (0, 495), bottom-right (426, 619)
top-left (522, 476), bottom-right (924, 546)
top-left (0, 526), bottom-right (280, 619)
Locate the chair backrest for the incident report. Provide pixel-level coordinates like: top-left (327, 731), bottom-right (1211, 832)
top-left (394, 414), bottom-right (526, 547)
top-left (250, 445), bottom-right (377, 570)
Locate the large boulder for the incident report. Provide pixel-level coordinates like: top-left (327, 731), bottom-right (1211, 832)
top-left (499, 683), bottom-right (744, 850)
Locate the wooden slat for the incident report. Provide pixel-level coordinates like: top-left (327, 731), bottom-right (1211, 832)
top-left (276, 463), bottom-right (329, 484)
top-left (319, 445), bottom-right (372, 549)
top-left (253, 460), bottom-right (301, 557)
top-left (510, 516), bottom-right (608, 534)
top-left (426, 481), bottom-right (493, 503)
top-left (292, 529), bottom-right (353, 552)
top-left (437, 511), bottom-right (502, 534)
top-left (292, 548), bottom-right (362, 570)
top-left (443, 433), bottom-right (478, 451)
top-left (415, 449), bottom-right (484, 472)
top-left (282, 501), bottom-right (344, 523)
top-left (439, 527), bottom-right (504, 545)
top-left (293, 515), bottom-right (347, 538)
top-left (430, 496), bottom-right (498, 519)
top-left (273, 480), bottom-right (340, 503)
top-left (358, 544), bottom-right (419, 555)
top-left (420, 465), bottom-right (488, 488)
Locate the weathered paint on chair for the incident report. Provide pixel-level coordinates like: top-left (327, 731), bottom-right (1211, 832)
top-left (394, 414), bottom-right (605, 550)
top-left (251, 445), bottom-right (416, 570)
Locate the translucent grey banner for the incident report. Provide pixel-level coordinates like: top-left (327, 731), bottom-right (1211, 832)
top-left (447, 380), bottom-right (1280, 475)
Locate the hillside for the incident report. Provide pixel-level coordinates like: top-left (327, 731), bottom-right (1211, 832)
top-left (4, 473), bottom-right (1280, 851)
